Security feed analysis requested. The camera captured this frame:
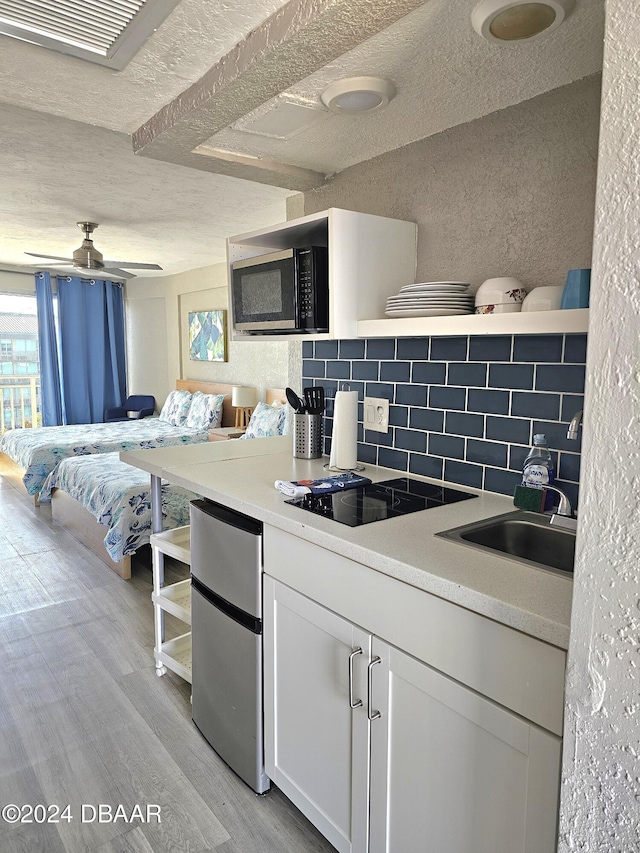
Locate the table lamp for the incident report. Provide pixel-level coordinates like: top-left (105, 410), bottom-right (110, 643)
top-left (232, 386), bottom-right (257, 429)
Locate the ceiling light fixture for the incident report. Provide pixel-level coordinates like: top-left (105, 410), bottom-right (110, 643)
top-left (321, 77), bottom-right (396, 114)
top-left (471, 0), bottom-right (575, 43)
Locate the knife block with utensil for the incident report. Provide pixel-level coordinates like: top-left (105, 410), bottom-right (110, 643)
top-left (287, 385), bottom-right (325, 459)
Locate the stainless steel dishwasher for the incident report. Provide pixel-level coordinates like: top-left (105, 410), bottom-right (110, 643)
top-left (189, 498), bottom-right (270, 794)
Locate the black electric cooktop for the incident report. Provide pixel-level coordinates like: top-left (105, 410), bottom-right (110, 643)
top-left (286, 476), bottom-right (477, 527)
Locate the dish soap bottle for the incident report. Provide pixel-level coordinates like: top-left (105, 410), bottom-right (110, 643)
top-left (522, 434), bottom-right (554, 509)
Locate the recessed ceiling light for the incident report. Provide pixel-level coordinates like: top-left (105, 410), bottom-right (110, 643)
top-left (321, 77), bottom-right (396, 114)
top-left (471, 0), bottom-right (575, 43)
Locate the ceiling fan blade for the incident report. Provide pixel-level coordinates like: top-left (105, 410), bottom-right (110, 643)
top-left (103, 267), bottom-right (136, 279)
top-left (103, 261), bottom-right (163, 270)
top-left (25, 252), bottom-right (75, 262)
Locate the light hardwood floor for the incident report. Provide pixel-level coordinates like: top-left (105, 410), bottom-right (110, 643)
top-left (0, 459), bottom-right (335, 853)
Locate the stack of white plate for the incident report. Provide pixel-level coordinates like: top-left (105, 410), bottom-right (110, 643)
top-left (385, 282), bottom-right (473, 318)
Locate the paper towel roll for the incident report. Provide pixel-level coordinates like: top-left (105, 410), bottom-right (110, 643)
top-left (329, 390), bottom-right (358, 470)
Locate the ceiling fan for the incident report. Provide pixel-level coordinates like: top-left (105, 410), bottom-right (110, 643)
top-left (25, 222), bottom-right (163, 280)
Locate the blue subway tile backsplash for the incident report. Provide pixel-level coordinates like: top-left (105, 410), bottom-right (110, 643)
top-left (315, 340), bottom-right (339, 359)
top-left (444, 411), bottom-right (484, 438)
top-left (448, 362), bottom-right (487, 387)
top-left (412, 362), bottom-right (446, 384)
top-left (535, 364), bottom-right (585, 393)
top-left (429, 386), bottom-right (466, 411)
top-left (380, 361), bottom-right (411, 383)
top-left (339, 339), bottom-right (365, 359)
top-left (397, 338), bottom-right (430, 360)
top-left (469, 335), bottom-right (512, 362)
top-left (431, 337), bottom-right (468, 361)
top-left (366, 339), bottom-right (395, 360)
top-left (467, 388), bottom-right (509, 415)
top-left (511, 391), bottom-right (560, 420)
top-left (302, 333), bottom-right (585, 503)
top-left (564, 335), bottom-right (588, 363)
top-left (513, 335), bottom-right (564, 363)
top-left (489, 363), bottom-right (534, 390)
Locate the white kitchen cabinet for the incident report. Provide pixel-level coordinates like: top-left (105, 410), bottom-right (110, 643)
top-left (368, 638), bottom-right (561, 853)
top-left (264, 577), bottom-right (370, 853)
top-left (227, 208), bottom-right (417, 341)
top-left (263, 519), bottom-right (566, 853)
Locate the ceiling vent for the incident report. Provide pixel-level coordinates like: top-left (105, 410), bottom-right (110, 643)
top-left (232, 99), bottom-right (327, 140)
top-left (0, 0), bottom-right (181, 69)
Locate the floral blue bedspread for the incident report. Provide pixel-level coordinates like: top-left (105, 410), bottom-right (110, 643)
top-left (44, 452), bottom-right (200, 563)
top-left (0, 418), bottom-right (208, 497)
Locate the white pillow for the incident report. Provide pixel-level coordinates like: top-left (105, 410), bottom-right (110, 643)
top-left (159, 390), bottom-right (192, 425)
top-left (185, 392), bottom-right (226, 431)
top-left (243, 401), bottom-right (287, 439)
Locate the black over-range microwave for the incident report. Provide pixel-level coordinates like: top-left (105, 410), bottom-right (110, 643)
top-left (231, 246), bottom-right (328, 334)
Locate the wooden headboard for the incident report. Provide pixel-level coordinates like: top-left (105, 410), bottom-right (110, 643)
top-left (265, 388), bottom-right (287, 406)
top-left (175, 383), bottom-right (288, 428)
top-left (175, 380), bottom-right (236, 427)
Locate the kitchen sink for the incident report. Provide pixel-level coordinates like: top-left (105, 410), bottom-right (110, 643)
top-left (436, 510), bottom-right (575, 575)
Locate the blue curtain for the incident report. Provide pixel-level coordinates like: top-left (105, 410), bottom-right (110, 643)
top-left (35, 272), bottom-right (64, 426)
top-left (57, 276), bottom-right (127, 424)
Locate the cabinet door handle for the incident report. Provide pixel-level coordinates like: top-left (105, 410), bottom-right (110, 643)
top-left (367, 656), bottom-right (382, 721)
top-left (348, 647), bottom-right (363, 709)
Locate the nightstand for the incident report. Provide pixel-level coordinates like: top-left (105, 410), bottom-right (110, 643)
top-left (208, 427), bottom-right (246, 441)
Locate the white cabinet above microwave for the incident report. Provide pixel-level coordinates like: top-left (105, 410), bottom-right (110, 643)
top-left (227, 208), bottom-right (417, 341)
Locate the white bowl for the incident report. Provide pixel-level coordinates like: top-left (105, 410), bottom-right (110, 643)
top-left (475, 277), bottom-right (527, 306)
top-left (475, 303), bottom-right (522, 315)
top-left (521, 286), bottom-right (564, 312)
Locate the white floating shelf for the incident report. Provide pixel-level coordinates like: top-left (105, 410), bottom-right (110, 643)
top-left (152, 579), bottom-right (191, 624)
top-left (357, 308), bottom-right (589, 338)
top-left (157, 632), bottom-right (192, 683)
top-left (150, 525), bottom-right (191, 565)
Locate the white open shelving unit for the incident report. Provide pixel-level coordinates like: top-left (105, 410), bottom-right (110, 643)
top-left (227, 208), bottom-right (417, 341)
top-left (150, 525), bottom-right (192, 683)
top-left (357, 308), bottom-right (589, 338)
top-left (227, 208), bottom-right (588, 342)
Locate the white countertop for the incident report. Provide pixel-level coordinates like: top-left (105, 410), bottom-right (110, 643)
top-left (121, 437), bottom-right (572, 649)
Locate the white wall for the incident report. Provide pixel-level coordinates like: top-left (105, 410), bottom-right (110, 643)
top-left (124, 296), bottom-right (168, 409)
top-left (125, 261), bottom-right (291, 407)
top-left (303, 76), bottom-right (600, 290)
top-left (559, 1), bottom-right (640, 848)
top-left (0, 269), bottom-right (38, 294)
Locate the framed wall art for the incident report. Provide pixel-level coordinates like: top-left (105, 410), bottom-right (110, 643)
top-left (188, 310), bottom-right (227, 362)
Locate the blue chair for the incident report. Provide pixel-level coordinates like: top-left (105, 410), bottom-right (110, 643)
top-left (105, 395), bottom-right (156, 423)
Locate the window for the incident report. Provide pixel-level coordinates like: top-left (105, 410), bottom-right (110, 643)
top-left (0, 292), bottom-right (41, 431)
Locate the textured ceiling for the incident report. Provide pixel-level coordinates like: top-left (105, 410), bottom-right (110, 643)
top-left (207, 0), bottom-right (604, 175)
top-left (138, 0), bottom-right (604, 186)
top-left (0, 103), bottom-right (289, 275)
top-left (0, 0), bottom-right (604, 276)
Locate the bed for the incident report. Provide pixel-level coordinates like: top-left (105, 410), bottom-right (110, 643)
top-left (45, 452), bottom-right (199, 578)
top-left (46, 387), bottom-right (288, 579)
top-left (0, 380), bottom-right (235, 503)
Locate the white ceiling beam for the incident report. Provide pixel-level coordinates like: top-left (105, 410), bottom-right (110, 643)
top-left (132, 0), bottom-right (428, 191)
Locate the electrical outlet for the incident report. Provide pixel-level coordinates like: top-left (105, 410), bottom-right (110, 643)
top-left (364, 396), bottom-right (389, 433)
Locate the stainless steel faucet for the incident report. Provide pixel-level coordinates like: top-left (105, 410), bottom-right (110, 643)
top-left (567, 409), bottom-right (583, 440)
top-left (545, 484), bottom-right (573, 517)
top-left (546, 484), bottom-right (578, 530)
